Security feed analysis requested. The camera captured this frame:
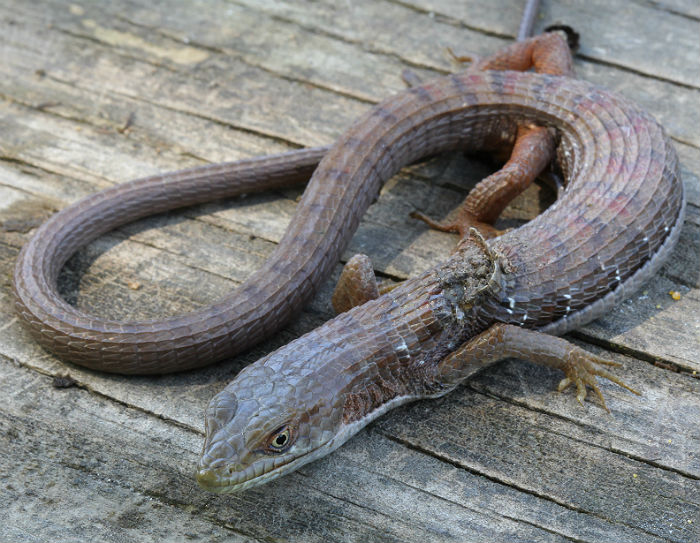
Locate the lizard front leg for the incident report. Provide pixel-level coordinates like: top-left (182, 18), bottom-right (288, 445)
top-left (435, 323), bottom-right (639, 411)
top-left (331, 254), bottom-right (380, 313)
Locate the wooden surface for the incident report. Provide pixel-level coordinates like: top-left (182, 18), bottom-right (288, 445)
top-left (1, 1), bottom-right (699, 541)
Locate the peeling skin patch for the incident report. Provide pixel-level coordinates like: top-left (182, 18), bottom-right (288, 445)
top-left (81, 19), bottom-right (209, 65)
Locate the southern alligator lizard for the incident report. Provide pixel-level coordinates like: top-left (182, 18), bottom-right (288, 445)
top-left (194, 35), bottom-right (685, 491)
top-left (13, 32), bottom-right (685, 492)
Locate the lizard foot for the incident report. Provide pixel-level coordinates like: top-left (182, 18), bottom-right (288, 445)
top-left (557, 348), bottom-right (640, 412)
top-left (410, 209), bottom-right (504, 240)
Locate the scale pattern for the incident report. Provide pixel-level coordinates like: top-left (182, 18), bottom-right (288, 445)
top-left (14, 70), bottom-right (684, 377)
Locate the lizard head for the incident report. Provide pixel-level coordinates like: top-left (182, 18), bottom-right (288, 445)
top-left (196, 357), bottom-right (347, 493)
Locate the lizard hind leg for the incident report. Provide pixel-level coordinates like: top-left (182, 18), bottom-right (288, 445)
top-left (412, 31), bottom-right (573, 243)
top-left (412, 124), bottom-right (556, 241)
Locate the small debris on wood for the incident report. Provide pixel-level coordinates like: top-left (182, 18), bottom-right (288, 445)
top-left (52, 374), bottom-right (78, 389)
top-left (119, 112), bottom-right (136, 134)
top-left (36, 101), bottom-right (61, 110)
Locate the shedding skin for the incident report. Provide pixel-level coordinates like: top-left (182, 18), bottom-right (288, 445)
top-left (191, 30), bottom-right (684, 492)
top-left (333, 33), bottom-right (634, 415)
top-left (335, 33), bottom-right (576, 308)
top-left (333, 234), bottom-right (639, 414)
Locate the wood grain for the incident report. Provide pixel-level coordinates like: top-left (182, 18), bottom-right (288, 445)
top-left (1, 0), bottom-right (698, 541)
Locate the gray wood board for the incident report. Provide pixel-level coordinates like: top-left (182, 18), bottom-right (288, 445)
top-left (1, 1), bottom-right (698, 542)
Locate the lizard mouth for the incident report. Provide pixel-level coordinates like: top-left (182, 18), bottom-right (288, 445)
top-left (195, 452), bottom-right (311, 493)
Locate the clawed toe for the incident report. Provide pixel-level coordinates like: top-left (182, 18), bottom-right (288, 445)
top-left (560, 349), bottom-right (640, 412)
top-left (446, 46), bottom-right (479, 67)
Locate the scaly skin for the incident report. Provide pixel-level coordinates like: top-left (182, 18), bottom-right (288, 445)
top-left (196, 65), bottom-right (684, 491)
top-left (9, 34), bottom-right (576, 375)
top-left (11, 35), bottom-right (685, 492)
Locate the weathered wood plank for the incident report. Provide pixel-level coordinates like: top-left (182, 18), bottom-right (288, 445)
top-left (222, 0), bottom-right (700, 147)
top-left (376, 391), bottom-right (700, 543)
top-left (7, 0), bottom-right (700, 151)
top-left (393, 0), bottom-right (700, 87)
top-left (2, 354), bottom-right (688, 543)
top-left (1, 0), bottom-right (699, 541)
top-left (74, 0), bottom-right (700, 147)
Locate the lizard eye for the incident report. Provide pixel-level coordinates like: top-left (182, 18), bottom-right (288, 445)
top-left (265, 425), bottom-right (294, 453)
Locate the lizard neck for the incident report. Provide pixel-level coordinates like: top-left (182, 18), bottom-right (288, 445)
top-left (339, 232), bottom-right (509, 424)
